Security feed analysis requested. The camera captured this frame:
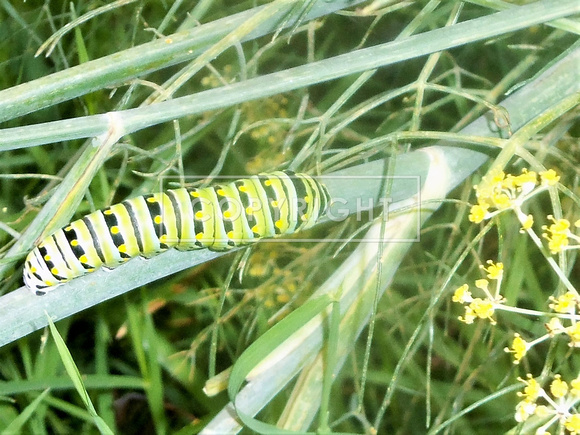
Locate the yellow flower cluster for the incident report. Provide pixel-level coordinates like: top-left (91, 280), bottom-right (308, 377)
top-left (542, 291), bottom-right (580, 348)
top-left (458, 166), bottom-right (580, 430)
top-left (469, 167), bottom-right (580, 256)
top-left (452, 261), bottom-right (506, 326)
top-left (469, 168), bottom-right (561, 238)
top-left (502, 291), bottom-right (580, 368)
top-left (515, 374), bottom-right (580, 434)
top-left (468, 168), bottom-right (543, 224)
top-left (542, 216), bottom-right (580, 254)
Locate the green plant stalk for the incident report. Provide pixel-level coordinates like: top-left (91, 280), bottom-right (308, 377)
top-left (1, 0), bottom-right (578, 150)
top-left (0, 0), bottom-right (365, 124)
top-left (317, 285), bottom-right (343, 434)
top-left (483, 92), bottom-right (580, 182)
top-left (149, 0), bottom-right (296, 103)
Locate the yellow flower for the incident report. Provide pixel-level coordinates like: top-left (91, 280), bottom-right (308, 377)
top-left (489, 170), bottom-right (506, 185)
top-left (452, 284), bottom-right (471, 303)
top-left (491, 191), bottom-right (511, 209)
top-left (565, 414), bottom-right (580, 434)
top-left (502, 173), bottom-right (517, 190)
top-left (549, 292), bottom-right (578, 314)
top-left (566, 323), bottom-right (580, 347)
top-left (551, 217), bottom-right (570, 233)
top-left (482, 260), bottom-right (503, 280)
top-left (520, 214), bottom-right (534, 232)
top-left (504, 333), bottom-right (528, 364)
top-left (468, 203), bottom-right (489, 223)
top-left (514, 168), bottom-right (538, 188)
top-left (514, 400), bottom-right (536, 423)
top-left (458, 306), bottom-right (476, 325)
top-left (550, 375), bottom-right (568, 398)
top-left (543, 216), bottom-right (571, 254)
top-left (469, 298), bottom-right (496, 325)
top-left (571, 376), bottom-right (580, 397)
top-left (517, 374), bottom-right (541, 403)
top-left (539, 169), bottom-right (560, 186)
top-left (547, 232), bottom-right (569, 254)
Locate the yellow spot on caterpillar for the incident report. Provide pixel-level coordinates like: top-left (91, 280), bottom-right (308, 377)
top-left (87, 268), bottom-right (95, 272)
top-left (195, 233), bottom-right (204, 240)
top-left (51, 267), bottom-right (59, 275)
top-left (223, 210), bottom-right (232, 219)
top-left (154, 215), bottom-right (162, 224)
top-left (65, 226), bottom-right (73, 231)
top-left (104, 209), bottom-right (113, 215)
top-left (195, 211), bottom-right (204, 219)
top-left (217, 188), bottom-right (225, 196)
top-left (227, 231), bottom-right (234, 239)
top-left (275, 220), bottom-right (284, 229)
top-left (46, 280), bottom-right (56, 286)
top-left (80, 255), bottom-right (88, 263)
top-left (246, 207), bottom-right (254, 215)
top-left (239, 185), bottom-right (248, 193)
top-left (30, 266), bottom-right (37, 273)
top-left (251, 225), bottom-right (259, 234)
top-left (301, 214), bottom-right (309, 221)
top-left (147, 197), bottom-right (157, 203)
top-left (159, 235), bottom-right (167, 243)
top-left (111, 226), bottom-right (120, 234)
top-left (305, 195), bottom-right (312, 204)
top-left (271, 200), bottom-right (279, 208)
top-left (118, 244), bottom-right (127, 253)
top-left (71, 240), bottom-right (79, 247)
top-left (265, 180), bottom-right (272, 186)
top-left (190, 191), bottom-right (200, 198)
top-left (44, 255), bottom-right (51, 261)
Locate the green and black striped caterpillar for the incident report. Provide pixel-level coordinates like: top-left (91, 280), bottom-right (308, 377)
top-left (24, 171), bottom-right (330, 296)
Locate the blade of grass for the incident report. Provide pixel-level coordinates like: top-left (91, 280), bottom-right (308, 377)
top-left (126, 302), bottom-right (168, 435)
top-left (227, 294), bottom-right (332, 434)
top-left (1, 388), bottom-right (50, 435)
top-left (46, 314), bottom-right (114, 435)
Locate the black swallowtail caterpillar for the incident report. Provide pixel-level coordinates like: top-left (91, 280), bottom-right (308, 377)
top-left (24, 171), bottom-right (330, 296)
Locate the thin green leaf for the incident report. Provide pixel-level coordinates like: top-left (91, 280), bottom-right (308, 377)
top-left (45, 314), bottom-right (114, 435)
